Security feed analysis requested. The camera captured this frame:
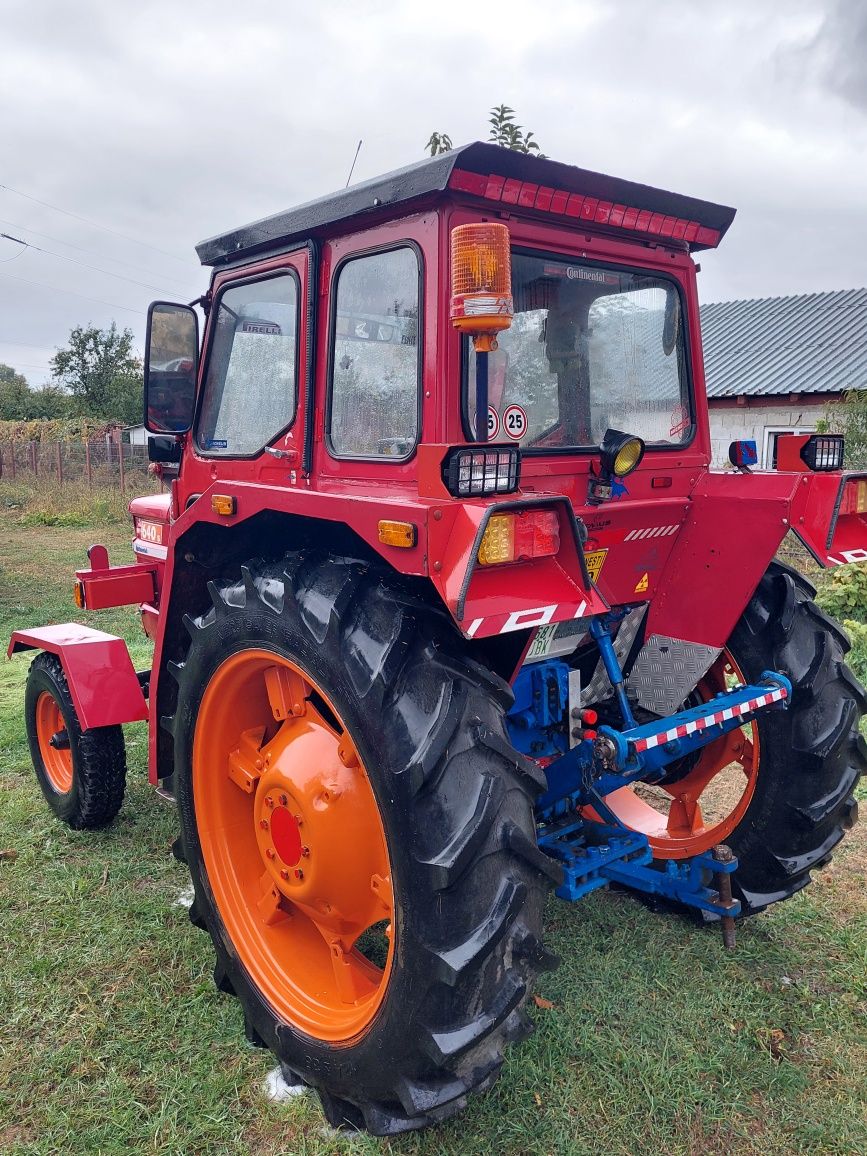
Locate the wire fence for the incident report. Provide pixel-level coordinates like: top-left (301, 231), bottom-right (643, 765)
top-left (0, 432), bottom-right (154, 494)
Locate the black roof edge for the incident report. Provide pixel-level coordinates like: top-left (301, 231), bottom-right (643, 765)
top-left (196, 141), bottom-right (736, 267)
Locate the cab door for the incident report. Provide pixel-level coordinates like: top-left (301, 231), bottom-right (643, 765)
top-left (178, 248), bottom-right (309, 507)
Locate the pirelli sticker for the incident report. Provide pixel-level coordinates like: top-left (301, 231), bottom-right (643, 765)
top-left (583, 548), bottom-right (608, 583)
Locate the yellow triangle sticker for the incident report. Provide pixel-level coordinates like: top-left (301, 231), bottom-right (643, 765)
top-left (634, 573), bottom-right (649, 593)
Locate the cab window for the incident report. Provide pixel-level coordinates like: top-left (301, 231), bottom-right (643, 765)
top-left (465, 252), bottom-right (691, 450)
top-left (197, 272), bottom-right (298, 456)
top-left (328, 247), bottom-right (420, 459)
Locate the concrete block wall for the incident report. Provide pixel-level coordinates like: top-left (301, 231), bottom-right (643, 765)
top-left (708, 403), bottom-right (826, 468)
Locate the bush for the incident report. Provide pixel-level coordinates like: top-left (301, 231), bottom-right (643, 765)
top-left (815, 563), bottom-right (867, 624)
top-left (842, 619), bottom-right (867, 685)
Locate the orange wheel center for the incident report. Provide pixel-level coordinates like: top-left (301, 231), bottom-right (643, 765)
top-left (193, 648), bottom-right (394, 1042)
top-left (35, 691), bottom-right (73, 794)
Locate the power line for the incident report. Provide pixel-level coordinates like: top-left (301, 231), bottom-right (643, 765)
top-left (0, 181), bottom-right (193, 266)
top-left (0, 269), bottom-right (140, 314)
top-left (0, 215), bottom-right (198, 292)
top-left (0, 230), bottom-right (195, 295)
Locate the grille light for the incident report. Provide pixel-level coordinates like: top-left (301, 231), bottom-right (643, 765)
top-left (801, 434), bottom-right (844, 472)
top-left (443, 444), bottom-right (520, 498)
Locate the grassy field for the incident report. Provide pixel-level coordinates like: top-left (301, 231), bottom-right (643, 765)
top-left (0, 484), bottom-right (865, 1156)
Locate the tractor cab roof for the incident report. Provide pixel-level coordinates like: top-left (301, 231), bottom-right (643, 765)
top-left (196, 141), bottom-right (736, 267)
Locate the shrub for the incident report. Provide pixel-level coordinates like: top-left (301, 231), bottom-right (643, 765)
top-left (815, 563), bottom-right (867, 625)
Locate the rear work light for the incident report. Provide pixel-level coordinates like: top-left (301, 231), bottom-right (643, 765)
top-left (443, 444), bottom-right (520, 497)
top-left (477, 509), bottom-right (560, 566)
top-left (801, 434), bottom-right (844, 471)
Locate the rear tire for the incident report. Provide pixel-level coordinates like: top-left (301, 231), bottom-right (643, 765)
top-left (169, 554), bottom-right (556, 1134)
top-left (24, 652), bottom-right (127, 829)
top-left (724, 562), bottom-right (865, 913)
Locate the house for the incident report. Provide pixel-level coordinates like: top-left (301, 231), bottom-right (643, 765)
top-left (700, 288), bottom-right (867, 467)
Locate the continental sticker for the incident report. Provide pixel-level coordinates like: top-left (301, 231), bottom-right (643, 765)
top-left (583, 548), bottom-right (608, 583)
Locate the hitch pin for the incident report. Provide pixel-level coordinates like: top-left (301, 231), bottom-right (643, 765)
top-left (712, 844), bottom-right (737, 950)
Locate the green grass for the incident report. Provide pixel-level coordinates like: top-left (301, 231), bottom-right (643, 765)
top-left (0, 499), bottom-right (865, 1155)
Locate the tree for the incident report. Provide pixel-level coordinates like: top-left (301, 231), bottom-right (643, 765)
top-left (426, 105), bottom-right (545, 157)
top-left (50, 322), bottom-right (143, 424)
top-left (821, 390), bottom-right (867, 468)
top-left (0, 364), bottom-right (33, 420)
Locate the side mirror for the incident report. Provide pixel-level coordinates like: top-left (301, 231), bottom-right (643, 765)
top-left (148, 435), bottom-right (183, 463)
top-left (144, 302), bottom-right (199, 433)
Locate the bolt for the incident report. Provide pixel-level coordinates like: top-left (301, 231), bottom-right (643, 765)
top-left (255, 758), bottom-right (263, 770)
top-left (266, 848), bottom-right (276, 860)
top-left (301, 846), bottom-right (310, 857)
top-left (294, 868), bottom-right (304, 880)
top-left (571, 726), bottom-right (583, 740)
top-left (264, 796), bottom-right (274, 809)
top-left (713, 844), bottom-right (737, 951)
top-left (294, 814), bottom-right (303, 826)
top-left (280, 869), bottom-right (289, 881)
top-left (279, 793), bottom-right (288, 806)
top-left (259, 819), bottom-right (269, 830)
top-left (571, 707), bottom-right (582, 720)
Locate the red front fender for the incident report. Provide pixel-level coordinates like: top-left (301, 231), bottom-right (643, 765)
top-left (7, 624), bottom-right (148, 731)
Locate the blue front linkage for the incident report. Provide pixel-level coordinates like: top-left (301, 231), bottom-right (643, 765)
top-left (507, 615), bottom-right (793, 925)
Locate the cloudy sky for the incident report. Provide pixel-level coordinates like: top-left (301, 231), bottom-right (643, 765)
top-left (1, 0), bottom-right (865, 386)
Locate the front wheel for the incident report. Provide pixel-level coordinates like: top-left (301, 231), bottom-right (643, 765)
top-left (602, 562), bottom-right (864, 914)
top-left (170, 555), bottom-right (555, 1134)
top-left (24, 652), bottom-right (127, 829)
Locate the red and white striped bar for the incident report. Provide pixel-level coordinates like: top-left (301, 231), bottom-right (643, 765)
top-left (633, 686), bottom-right (788, 753)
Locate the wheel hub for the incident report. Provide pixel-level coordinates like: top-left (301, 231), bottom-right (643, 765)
top-left (193, 648), bottom-right (394, 1040)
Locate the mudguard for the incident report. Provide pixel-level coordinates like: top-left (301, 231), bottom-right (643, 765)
top-left (7, 624), bottom-right (148, 731)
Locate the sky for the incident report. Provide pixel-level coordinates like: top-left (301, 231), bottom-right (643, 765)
top-left (1, 0), bottom-right (865, 387)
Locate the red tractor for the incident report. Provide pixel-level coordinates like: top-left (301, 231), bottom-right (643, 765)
top-left (9, 143), bottom-right (866, 1134)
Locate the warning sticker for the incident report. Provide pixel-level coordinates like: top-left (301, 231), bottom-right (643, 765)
top-left (634, 572), bottom-right (649, 593)
top-left (583, 548), bottom-right (608, 583)
top-left (503, 404), bottom-right (528, 441)
top-left (669, 403), bottom-right (690, 438)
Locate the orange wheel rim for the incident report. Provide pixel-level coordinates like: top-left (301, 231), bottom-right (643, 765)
top-left (193, 649), bottom-right (394, 1042)
top-left (597, 650), bottom-right (760, 859)
top-left (35, 691), bottom-right (73, 794)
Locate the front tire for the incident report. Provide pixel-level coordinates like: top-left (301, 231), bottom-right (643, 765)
top-left (24, 652), bottom-right (127, 829)
top-left (170, 554), bottom-right (555, 1134)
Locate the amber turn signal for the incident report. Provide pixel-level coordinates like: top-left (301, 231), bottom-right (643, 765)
top-left (378, 520), bottom-right (417, 548)
top-left (211, 494), bottom-right (237, 517)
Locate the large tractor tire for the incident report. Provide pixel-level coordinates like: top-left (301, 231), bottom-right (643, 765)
top-left (24, 652), bottom-right (127, 829)
top-left (169, 553), bottom-right (556, 1135)
top-left (603, 562), bottom-right (864, 914)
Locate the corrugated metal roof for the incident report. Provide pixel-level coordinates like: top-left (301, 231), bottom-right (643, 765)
top-left (699, 287), bottom-right (867, 398)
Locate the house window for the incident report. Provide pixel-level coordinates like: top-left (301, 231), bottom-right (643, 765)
top-left (763, 426), bottom-right (815, 469)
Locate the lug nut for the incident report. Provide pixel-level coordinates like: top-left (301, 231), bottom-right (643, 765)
top-left (301, 846), bottom-right (310, 858)
top-left (280, 869), bottom-right (289, 880)
top-left (279, 793), bottom-right (288, 806)
top-left (264, 796), bottom-right (274, 809)
top-left (266, 848), bottom-right (276, 860)
top-left (259, 819), bottom-right (269, 830)
top-left (294, 868), bottom-right (304, 880)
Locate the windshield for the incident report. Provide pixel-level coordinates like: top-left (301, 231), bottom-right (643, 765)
top-left (465, 252), bottom-right (691, 450)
